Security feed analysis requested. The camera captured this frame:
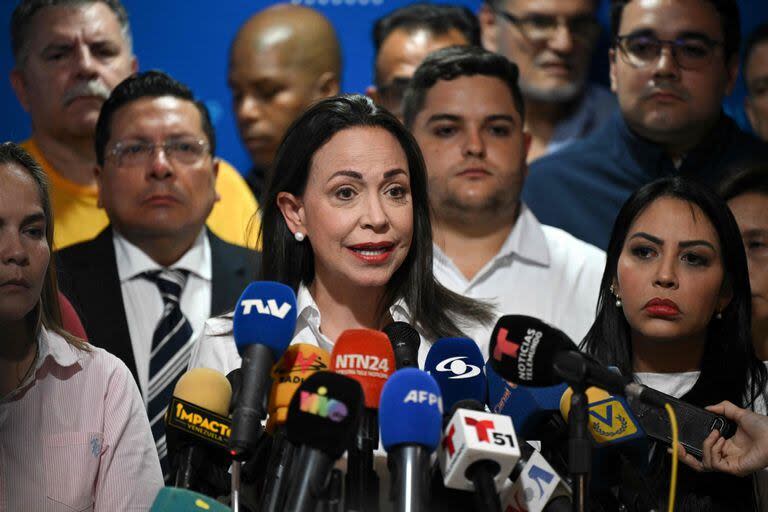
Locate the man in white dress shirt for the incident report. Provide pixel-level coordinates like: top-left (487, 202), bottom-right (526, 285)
top-left (403, 46), bottom-right (605, 355)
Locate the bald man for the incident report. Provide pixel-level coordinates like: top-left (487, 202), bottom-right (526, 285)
top-left (229, 4), bottom-right (341, 200)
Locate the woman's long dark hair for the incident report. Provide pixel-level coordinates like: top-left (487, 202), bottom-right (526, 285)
top-left (581, 177), bottom-right (766, 511)
top-left (259, 95), bottom-right (491, 340)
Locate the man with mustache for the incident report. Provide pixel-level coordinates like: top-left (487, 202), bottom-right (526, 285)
top-left (479, 0), bottom-right (615, 162)
top-left (56, 71), bottom-right (260, 479)
top-left (228, 4), bottom-right (341, 201)
top-left (523, 0), bottom-right (768, 250)
top-left (9, 0), bottom-right (258, 249)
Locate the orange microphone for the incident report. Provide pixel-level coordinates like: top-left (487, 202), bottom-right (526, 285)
top-left (330, 329), bottom-right (396, 511)
top-left (258, 344), bottom-right (329, 512)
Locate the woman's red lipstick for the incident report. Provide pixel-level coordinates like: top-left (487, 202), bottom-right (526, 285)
top-left (644, 297), bottom-right (680, 317)
top-left (347, 242), bottom-right (395, 264)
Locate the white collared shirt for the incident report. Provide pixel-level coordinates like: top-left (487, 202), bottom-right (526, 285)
top-left (433, 205), bottom-right (606, 355)
top-left (113, 228), bottom-right (212, 398)
top-left (0, 328), bottom-right (163, 511)
top-left (188, 283), bottom-right (430, 375)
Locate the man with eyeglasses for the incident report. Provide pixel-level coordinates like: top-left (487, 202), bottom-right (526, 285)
top-left (523, 0), bottom-right (768, 250)
top-left (56, 71), bottom-right (260, 480)
top-left (9, 0), bottom-right (258, 250)
top-left (744, 22), bottom-right (768, 142)
top-left (367, 3), bottom-right (480, 121)
top-left (479, 0), bottom-right (616, 162)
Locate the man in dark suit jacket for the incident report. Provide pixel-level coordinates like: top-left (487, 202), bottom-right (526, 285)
top-left (56, 71), bottom-right (260, 477)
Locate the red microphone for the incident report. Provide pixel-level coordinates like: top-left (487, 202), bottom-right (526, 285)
top-left (330, 329), bottom-right (396, 511)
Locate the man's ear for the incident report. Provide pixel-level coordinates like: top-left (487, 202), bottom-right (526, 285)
top-left (10, 68), bottom-right (30, 112)
top-left (724, 55), bottom-right (739, 96)
top-left (130, 55), bottom-right (139, 75)
top-left (609, 48), bottom-right (618, 93)
top-left (313, 71), bottom-right (340, 100)
top-left (478, 4), bottom-right (499, 52)
top-left (366, 85), bottom-right (381, 106)
top-left (94, 165), bottom-right (104, 208)
top-left (276, 191), bottom-right (306, 236)
top-left (211, 158), bottom-right (221, 203)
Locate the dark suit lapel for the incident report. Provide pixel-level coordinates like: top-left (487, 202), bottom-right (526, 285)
top-left (208, 231), bottom-right (258, 316)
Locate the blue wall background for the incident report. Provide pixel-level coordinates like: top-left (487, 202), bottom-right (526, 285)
top-left (0, 0), bottom-right (765, 175)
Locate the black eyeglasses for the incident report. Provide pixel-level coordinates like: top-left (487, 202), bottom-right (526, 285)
top-left (493, 8), bottom-right (600, 44)
top-left (615, 34), bottom-right (724, 70)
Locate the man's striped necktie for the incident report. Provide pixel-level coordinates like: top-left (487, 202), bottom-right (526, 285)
top-left (143, 269), bottom-right (195, 480)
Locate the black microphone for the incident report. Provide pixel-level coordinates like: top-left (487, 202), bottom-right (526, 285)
top-left (488, 315), bottom-right (667, 408)
top-left (383, 321), bottom-right (421, 369)
top-left (229, 282), bottom-right (297, 460)
top-left (284, 371), bottom-right (364, 512)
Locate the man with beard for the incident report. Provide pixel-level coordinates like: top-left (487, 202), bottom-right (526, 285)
top-left (523, 0), bottom-right (768, 250)
top-left (228, 5), bottom-right (341, 201)
top-left (9, 0), bottom-right (258, 249)
top-left (479, 0), bottom-right (615, 162)
top-left (403, 46), bottom-right (605, 355)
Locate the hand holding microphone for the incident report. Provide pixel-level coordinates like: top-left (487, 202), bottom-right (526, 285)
top-left (676, 400), bottom-right (768, 476)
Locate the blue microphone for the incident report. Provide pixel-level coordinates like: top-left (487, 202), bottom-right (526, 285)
top-left (380, 368), bottom-right (443, 512)
top-left (486, 362), bottom-right (567, 441)
top-left (425, 337), bottom-right (486, 415)
top-left (230, 282), bottom-right (297, 460)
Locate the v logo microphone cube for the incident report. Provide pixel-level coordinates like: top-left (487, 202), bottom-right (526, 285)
top-left (439, 409), bottom-right (521, 492)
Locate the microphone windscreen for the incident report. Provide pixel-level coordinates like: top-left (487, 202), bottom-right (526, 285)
top-left (330, 329), bottom-right (395, 409)
top-left (286, 371), bottom-right (364, 459)
top-left (486, 362), bottom-right (567, 439)
top-left (268, 344), bottom-right (330, 430)
top-left (424, 337), bottom-right (486, 412)
top-left (379, 368), bottom-right (443, 452)
top-left (150, 487), bottom-right (231, 511)
top-left (488, 315), bottom-right (574, 386)
top-left (233, 281), bottom-right (297, 358)
top-left (173, 368), bottom-right (232, 416)
top-left (382, 321), bottom-right (420, 369)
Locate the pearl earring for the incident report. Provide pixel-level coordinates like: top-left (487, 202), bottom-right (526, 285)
top-left (615, 298), bottom-right (622, 308)
top-left (715, 311), bottom-right (722, 320)
top-left (294, 232), bottom-right (305, 242)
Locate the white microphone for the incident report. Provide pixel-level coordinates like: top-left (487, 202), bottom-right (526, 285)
top-left (502, 443), bottom-right (572, 512)
top-left (439, 400), bottom-right (521, 512)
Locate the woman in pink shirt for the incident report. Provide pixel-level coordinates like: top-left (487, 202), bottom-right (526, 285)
top-left (0, 142), bottom-right (163, 511)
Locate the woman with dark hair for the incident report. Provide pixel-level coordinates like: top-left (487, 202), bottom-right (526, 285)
top-left (0, 142), bottom-right (162, 510)
top-left (582, 176), bottom-right (768, 511)
top-left (719, 165), bottom-right (768, 360)
top-left (190, 94), bottom-right (490, 372)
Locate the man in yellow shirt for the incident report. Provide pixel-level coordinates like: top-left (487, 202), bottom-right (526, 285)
top-left (10, 0), bottom-right (258, 250)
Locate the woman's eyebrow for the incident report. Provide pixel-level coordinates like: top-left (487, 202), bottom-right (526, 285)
top-left (629, 232), bottom-right (663, 244)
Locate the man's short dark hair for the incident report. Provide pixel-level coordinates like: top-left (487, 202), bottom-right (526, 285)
top-left (11, 0), bottom-right (132, 63)
top-left (94, 71), bottom-right (216, 166)
top-left (610, 0), bottom-right (741, 60)
top-left (402, 45), bottom-right (525, 128)
top-left (718, 164), bottom-right (768, 201)
top-left (372, 3), bottom-right (481, 59)
top-left (744, 22), bottom-right (768, 93)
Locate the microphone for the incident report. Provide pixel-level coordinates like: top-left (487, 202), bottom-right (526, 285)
top-left (164, 368), bottom-right (232, 494)
top-left (230, 282), bottom-right (297, 460)
top-left (504, 442), bottom-right (572, 512)
top-left (149, 487), bottom-right (232, 511)
top-left (379, 367), bottom-right (444, 512)
top-left (383, 321), bottom-right (420, 369)
top-left (424, 337), bottom-right (487, 416)
top-left (438, 400), bottom-right (521, 512)
top-left (258, 344), bottom-right (330, 512)
top-left (329, 329), bottom-right (395, 511)
top-left (486, 362), bottom-right (568, 443)
top-left (284, 371), bottom-right (364, 512)
top-left (488, 315), bottom-right (666, 408)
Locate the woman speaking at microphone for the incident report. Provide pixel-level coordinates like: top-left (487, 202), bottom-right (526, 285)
top-left (581, 176), bottom-right (768, 511)
top-left (190, 94), bottom-right (490, 373)
top-left (0, 143), bottom-right (163, 511)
